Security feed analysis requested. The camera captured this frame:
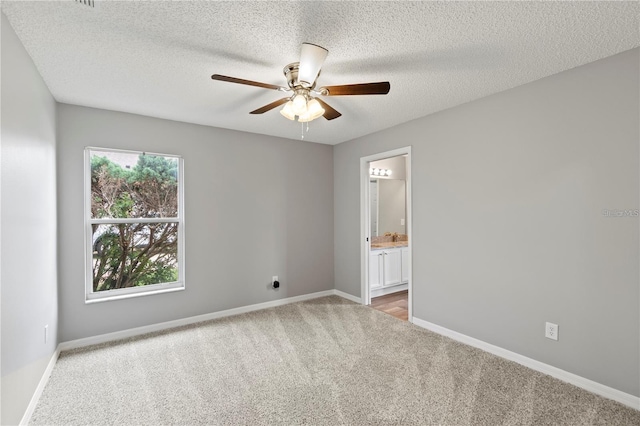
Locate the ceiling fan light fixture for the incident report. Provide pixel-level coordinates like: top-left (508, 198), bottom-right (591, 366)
top-left (298, 98), bottom-right (324, 122)
top-left (211, 43), bottom-right (389, 125)
top-left (291, 94), bottom-right (308, 116)
top-left (298, 43), bottom-right (328, 87)
top-left (280, 101), bottom-right (296, 120)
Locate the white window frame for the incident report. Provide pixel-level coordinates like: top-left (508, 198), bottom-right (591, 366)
top-left (84, 147), bottom-right (185, 303)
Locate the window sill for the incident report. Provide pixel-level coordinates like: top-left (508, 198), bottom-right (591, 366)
top-left (85, 284), bottom-right (185, 304)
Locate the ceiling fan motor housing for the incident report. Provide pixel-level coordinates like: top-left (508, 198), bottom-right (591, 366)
top-left (284, 62), bottom-right (318, 90)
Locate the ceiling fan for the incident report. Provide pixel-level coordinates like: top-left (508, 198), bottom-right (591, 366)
top-left (211, 43), bottom-right (390, 123)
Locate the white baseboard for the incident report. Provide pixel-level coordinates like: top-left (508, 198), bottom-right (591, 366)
top-left (59, 290), bottom-right (336, 351)
top-left (333, 289), bottom-right (361, 304)
top-left (19, 347), bottom-right (61, 426)
top-left (412, 317), bottom-right (640, 411)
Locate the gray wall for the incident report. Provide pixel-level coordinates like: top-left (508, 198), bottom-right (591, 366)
top-left (334, 48), bottom-right (639, 396)
top-left (57, 105), bottom-right (334, 342)
top-left (1, 13), bottom-right (59, 425)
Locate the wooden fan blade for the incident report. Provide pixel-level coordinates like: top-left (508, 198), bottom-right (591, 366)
top-left (211, 74), bottom-right (284, 91)
top-left (320, 82), bottom-right (390, 96)
top-left (250, 98), bottom-right (290, 114)
top-left (315, 98), bottom-right (342, 120)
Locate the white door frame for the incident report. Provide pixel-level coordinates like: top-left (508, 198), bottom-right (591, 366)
top-left (360, 146), bottom-right (412, 322)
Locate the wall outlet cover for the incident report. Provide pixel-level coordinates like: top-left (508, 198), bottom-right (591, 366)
top-left (545, 322), bottom-right (559, 341)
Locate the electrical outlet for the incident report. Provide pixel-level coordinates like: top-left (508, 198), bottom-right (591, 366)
top-left (545, 322), bottom-right (558, 341)
top-left (44, 325), bottom-right (48, 344)
top-left (401, 218), bottom-right (405, 226)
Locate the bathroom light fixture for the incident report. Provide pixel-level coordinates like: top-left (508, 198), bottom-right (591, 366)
top-left (369, 168), bottom-right (392, 177)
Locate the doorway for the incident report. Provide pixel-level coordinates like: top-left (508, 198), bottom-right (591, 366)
top-left (360, 147), bottom-right (412, 322)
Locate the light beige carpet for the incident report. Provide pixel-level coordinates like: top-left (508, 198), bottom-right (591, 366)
top-left (31, 296), bottom-right (639, 425)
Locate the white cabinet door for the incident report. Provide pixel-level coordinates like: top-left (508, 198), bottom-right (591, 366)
top-left (401, 247), bottom-right (409, 283)
top-left (369, 252), bottom-right (383, 289)
top-left (383, 250), bottom-right (402, 286)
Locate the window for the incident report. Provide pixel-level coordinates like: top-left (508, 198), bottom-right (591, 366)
top-left (85, 148), bottom-right (184, 302)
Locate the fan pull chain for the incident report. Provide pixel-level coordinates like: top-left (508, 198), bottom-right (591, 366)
top-left (300, 122), bottom-right (311, 140)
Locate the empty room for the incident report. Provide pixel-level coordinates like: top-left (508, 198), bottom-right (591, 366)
top-left (1, 1), bottom-right (639, 425)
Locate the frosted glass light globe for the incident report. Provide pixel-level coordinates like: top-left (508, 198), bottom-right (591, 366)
top-left (280, 101), bottom-right (296, 120)
top-left (299, 98), bottom-right (325, 122)
top-left (292, 94), bottom-right (308, 116)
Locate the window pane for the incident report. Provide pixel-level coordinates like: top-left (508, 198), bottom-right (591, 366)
top-left (90, 150), bottom-right (178, 219)
top-left (91, 222), bottom-right (179, 292)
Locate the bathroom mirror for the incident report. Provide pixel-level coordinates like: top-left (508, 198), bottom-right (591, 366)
top-left (370, 178), bottom-right (406, 237)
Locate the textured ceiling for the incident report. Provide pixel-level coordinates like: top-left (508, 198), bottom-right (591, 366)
top-left (2, 1), bottom-right (639, 145)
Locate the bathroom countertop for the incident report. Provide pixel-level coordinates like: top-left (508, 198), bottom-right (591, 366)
top-left (370, 241), bottom-right (408, 250)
